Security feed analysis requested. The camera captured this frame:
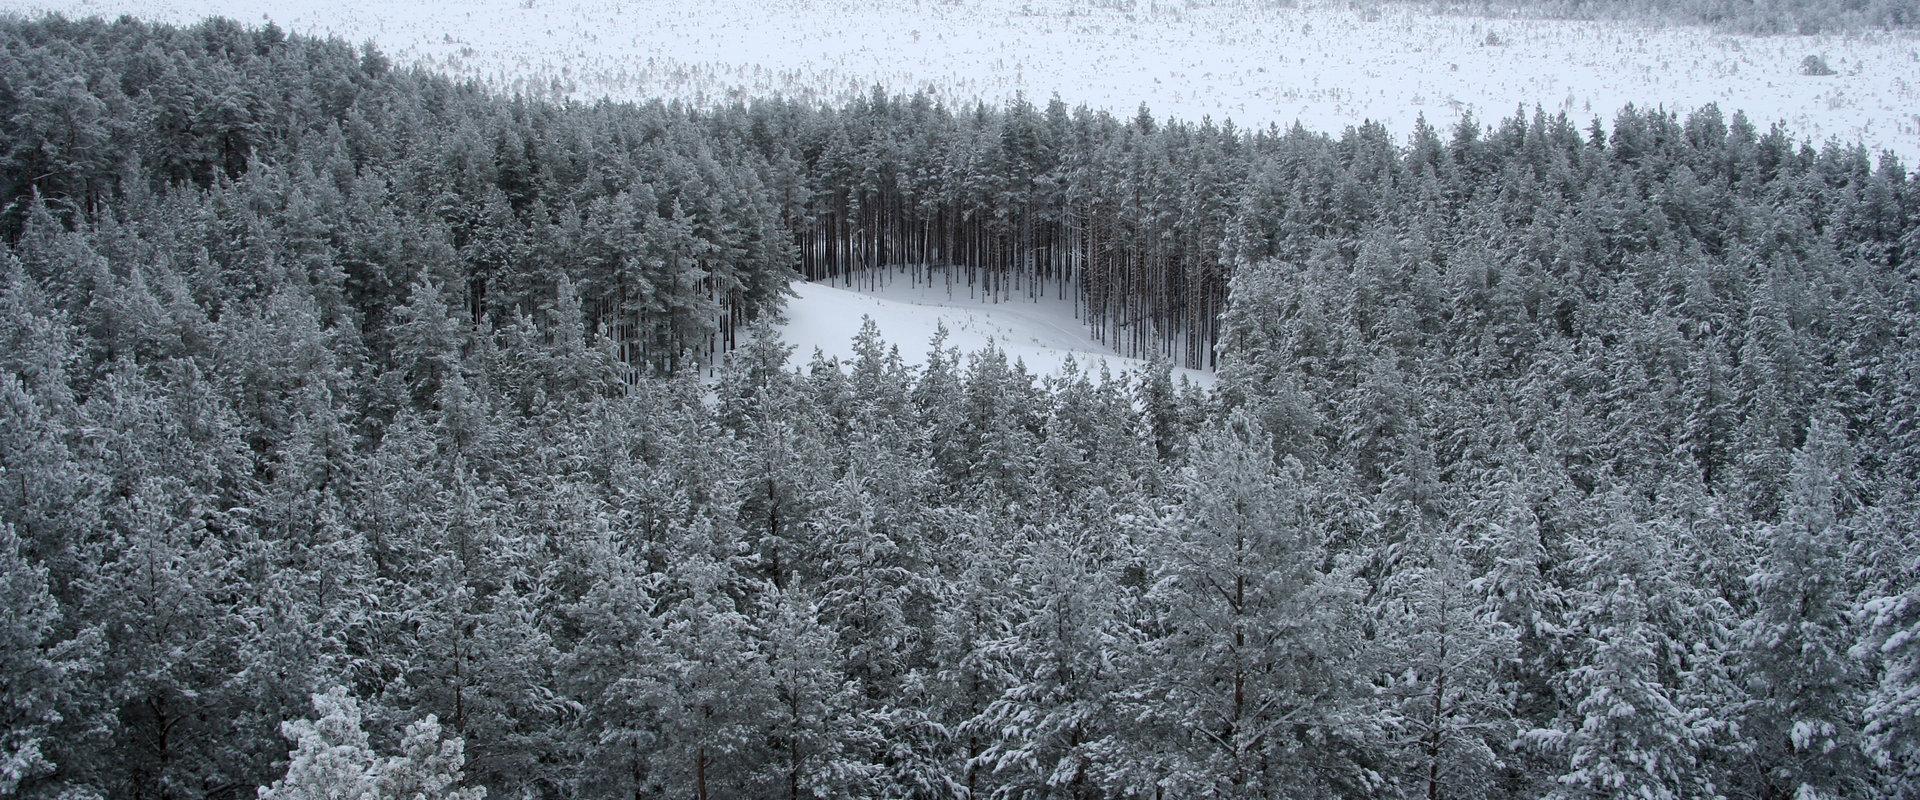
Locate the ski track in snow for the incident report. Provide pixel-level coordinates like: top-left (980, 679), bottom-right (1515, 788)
top-left (777, 275), bottom-right (1216, 388)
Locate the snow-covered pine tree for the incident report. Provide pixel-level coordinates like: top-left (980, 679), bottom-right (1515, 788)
top-left (1118, 411), bottom-right (1380, 796)
top-left (258, 686), bottom-right (484, 800)
top-left (0, 522), bottom-right (100, 798)
top-left (1522, 491), bottom-right (1709, 800)
top-left (1737, 413), bottom-right (1874, 798)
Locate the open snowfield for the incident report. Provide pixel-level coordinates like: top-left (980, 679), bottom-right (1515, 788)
top-left (776, 272), bottom-right (1216, 388)
top-left (4, 0), bottom-right (1917, 164)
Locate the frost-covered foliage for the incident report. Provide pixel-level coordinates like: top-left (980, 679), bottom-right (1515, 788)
top-left (0, 15), bottom-right (1917, 800)
top-left (258, 687), bottom-right (484, 800)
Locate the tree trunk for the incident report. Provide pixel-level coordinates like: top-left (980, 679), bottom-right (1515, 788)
top-left (696, 745), bottom-right (710, 800)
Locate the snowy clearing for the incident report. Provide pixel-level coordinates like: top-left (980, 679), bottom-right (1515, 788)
top-left (5, 0), bottom-right (1916, 163)
top-left (777, 272), bottom-right (1216, 388)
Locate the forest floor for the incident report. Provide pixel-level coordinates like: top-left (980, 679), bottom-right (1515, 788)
top-left (777, 268), bottom-right (1216, 387)
top-left (5, 0), bottom-right (1916, 163)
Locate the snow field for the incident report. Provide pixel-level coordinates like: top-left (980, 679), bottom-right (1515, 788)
top-left (775, 270), bottom-right (1215, 388)
top-left (4, 0), bottom-right (1915, 163)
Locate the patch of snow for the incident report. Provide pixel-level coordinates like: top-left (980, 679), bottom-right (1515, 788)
top-left (776, 270), bottom-right (1215, 389)
top-left (6, 0), bottom-right (1915, 163)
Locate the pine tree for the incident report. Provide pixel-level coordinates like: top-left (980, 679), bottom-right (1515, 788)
top-left (1118, 411), bottom-right (1380, 796)
top-left (970, 525), bottom-right (1127, 798)
top-left (1375, 527), bottom-right (1518, 799)
top-left (559, 527), bottom-right (669, 798)
top-left (755, 585), bottom-right (857, 799)
top-left (0, 371), bottom-right (99, 596)
top-left (1522, 492), bottom-right (1707, 800)
top-left (0, 522), bottom-right (101, 798)
top-left (1737, 414), bottom-right (1874, 798)
top-left (924, 510), bottom-right (1023, 800)
top-left (720, 325), bottom-right (831, 589)
top-left (389, 278), bottom-right (466, 410)
top-left (1857, 528), bottom-right (1920, 795)
top-left (258, 686), bottom-right (485, 800)
top-left (648, 551), bottom-right (775, 800)
top-left (810, 455), bottom-right (921, 731)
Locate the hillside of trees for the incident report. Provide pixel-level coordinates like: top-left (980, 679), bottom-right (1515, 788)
top-left (3, 13), bottom-right (1918, 800)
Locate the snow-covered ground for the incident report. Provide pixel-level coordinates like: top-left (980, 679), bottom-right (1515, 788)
top-left (6, 0), bottom-right (1917, 164)
top-left (776, 272), bottom-right (1215, 388)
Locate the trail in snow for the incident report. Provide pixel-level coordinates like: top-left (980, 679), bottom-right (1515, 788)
top-left (775, 270), bottom-right (1215, 389)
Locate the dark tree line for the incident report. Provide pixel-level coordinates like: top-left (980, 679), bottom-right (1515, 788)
top-left (1, 14), bottom-right (795, 376)
top-left (10, 16), bottom-right (1906, 378)
top-left (1373, 0), bottom-right (1915, 34)
top-left (2, 13), bottom-right (1919, 800)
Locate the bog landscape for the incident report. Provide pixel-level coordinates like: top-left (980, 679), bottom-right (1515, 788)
top-left (0, 0), bottom-right (1916, 798)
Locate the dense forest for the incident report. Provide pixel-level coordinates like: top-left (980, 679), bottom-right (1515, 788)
top-left (2, 13), bottom-right (1918, 800)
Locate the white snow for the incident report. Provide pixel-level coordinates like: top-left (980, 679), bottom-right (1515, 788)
top-left (775, 271), bottom-right (1215, 389)
top-left (5, 0), bottom-right (1915, 163)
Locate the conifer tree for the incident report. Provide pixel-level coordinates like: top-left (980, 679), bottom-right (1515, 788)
top-left (0, 522), bottom-right (101, 798)
top-left (1737, 414), bottom-right (1874, 798)
top-left (1119, 412), bottom-right (1380, 796)
top-left (258, 686), bottom-right (485, 800)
